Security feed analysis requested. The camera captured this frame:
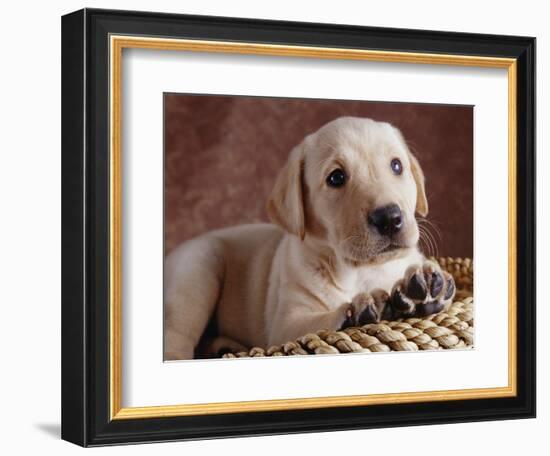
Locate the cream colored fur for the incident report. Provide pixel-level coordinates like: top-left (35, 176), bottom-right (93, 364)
top-left (164, 117), bottom-right (431, 360)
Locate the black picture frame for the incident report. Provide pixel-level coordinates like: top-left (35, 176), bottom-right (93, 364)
top-left (62, 8), bottom-right (536, 447)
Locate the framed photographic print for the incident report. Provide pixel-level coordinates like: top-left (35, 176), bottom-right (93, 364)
top-left (61, 8), bottom-right (536, 447)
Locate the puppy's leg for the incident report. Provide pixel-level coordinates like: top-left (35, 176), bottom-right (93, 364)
top-left (390, 259), bottom-right (456, 318)
top-left (341, 289), bottom-right (393, 327)
top-left (164, 238), bottom-right (225, 360)
top-left (344, 261), bottom-right (456, 324)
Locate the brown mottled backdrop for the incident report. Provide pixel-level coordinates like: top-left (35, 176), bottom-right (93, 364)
top-left (165, 95), bottom-right (473, 258)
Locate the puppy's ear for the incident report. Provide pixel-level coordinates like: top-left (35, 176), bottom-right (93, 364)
top-left (392, 126), bottom-right (429, 217)
top-left (267, 143), bottom-right (306, 240)
top-left (407, 151), bottom-right (429, 217)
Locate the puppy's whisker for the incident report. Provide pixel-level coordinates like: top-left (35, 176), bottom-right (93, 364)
top-left (423, 233), bottom-right (435, 258)
top-left (422, 225), bottom-right (439, 258)
top-left (418, 226), bottom-right (436, 257)
top-left (418, 216), bottom-right (441, 234)
top-left (420, 225), bottom-right (437, 257)
top-left (418, 234), bottom-right (430, 256)
top-left (416, 216), bottom-right (442, 258)
top-left (417, 217), bottom-right (442, 241)
top-left (417, 229), bottom-right (430, 256)
top-left (426, 232), bottom-right (437, 258)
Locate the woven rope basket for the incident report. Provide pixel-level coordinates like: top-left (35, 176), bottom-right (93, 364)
top-left (222, 257), bottom-right (473, 358)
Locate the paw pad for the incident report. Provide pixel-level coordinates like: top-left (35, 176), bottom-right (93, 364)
top-left (339, 262), bottom-right (456, 330)
top-left (391, 262), bottom-right (456, 318)
top-left (340, 290), bottom-right (391, 329)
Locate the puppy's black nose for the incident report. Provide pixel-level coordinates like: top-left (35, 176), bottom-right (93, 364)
top-left (368, 204), bottom-right (403, 236)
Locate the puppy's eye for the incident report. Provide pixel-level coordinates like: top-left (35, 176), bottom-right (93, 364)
top-left (390, 158), bottom-right (403, 175)
top-left (326, 169), bottom-right (346, 187)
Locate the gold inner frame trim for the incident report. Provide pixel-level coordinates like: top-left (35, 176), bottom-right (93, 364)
top-left (109, 35), bottom-right (517, 421)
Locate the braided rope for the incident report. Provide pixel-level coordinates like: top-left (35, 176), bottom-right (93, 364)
top-left (222, 257), bottom-right (474, 358)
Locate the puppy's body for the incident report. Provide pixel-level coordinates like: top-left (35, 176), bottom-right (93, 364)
top-left (165, 117), bottom-right (454, 360)
top-left (165, 224), bottom-right (423, 358)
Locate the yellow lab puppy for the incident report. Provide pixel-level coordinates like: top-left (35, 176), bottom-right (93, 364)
top-left (164, 117), bottom-right (455, 360)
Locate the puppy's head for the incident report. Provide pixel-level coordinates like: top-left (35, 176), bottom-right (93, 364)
top-left (267, 117), bottom-right (428, 265)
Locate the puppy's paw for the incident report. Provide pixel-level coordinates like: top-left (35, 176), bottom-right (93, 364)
top-left (339, 290), bottom-right (391, 329)
top-left (391, 260), bottom-right (456, 318)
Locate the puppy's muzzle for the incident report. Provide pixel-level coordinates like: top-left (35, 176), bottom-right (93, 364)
top-left (368, 204), bottom-right (403, 236)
